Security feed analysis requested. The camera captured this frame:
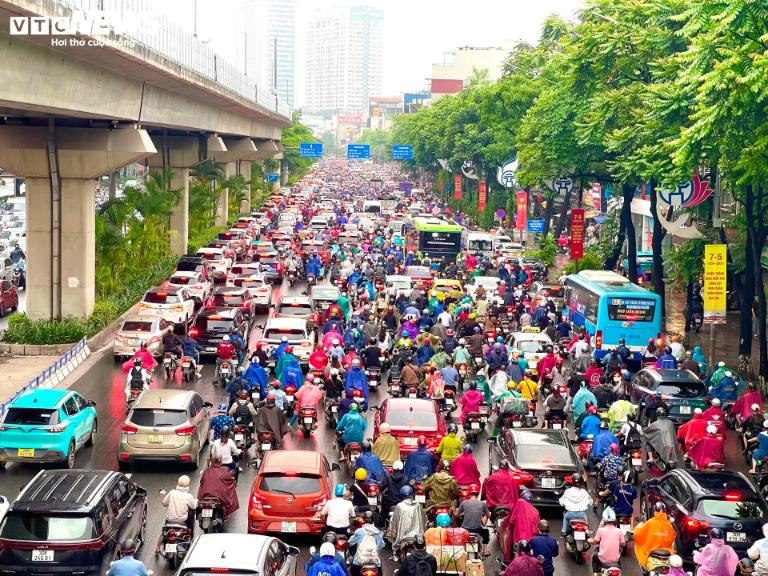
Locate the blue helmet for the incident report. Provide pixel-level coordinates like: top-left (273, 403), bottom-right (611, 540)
top-left (436, 513), bottom-right (451, 528)
top-left (496, 336), bottom-right (504, 343)
top-left (335, 484), bottom-right (345, 497)
top-left (217, 403), bottom-right (227, 413)
top-left (400, 485), bottom-right (413, 497)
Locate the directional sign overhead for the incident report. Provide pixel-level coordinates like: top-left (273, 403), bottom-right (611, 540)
top-left (347, 144), bottom-right (371, 159)
top-left (299, 142), bottom-right (323, 158)
top-left (391, 145), bottom-right (413, 160)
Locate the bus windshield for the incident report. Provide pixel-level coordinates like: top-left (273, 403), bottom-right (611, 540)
top-left (468, 239), bottom-right (493, 252)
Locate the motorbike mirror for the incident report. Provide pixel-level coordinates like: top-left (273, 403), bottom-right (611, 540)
top-left (486, 436), bottom-right (497, 444)
top-left (204, 402), bottom-right (213, 408)
top-left (288, 545), bottom-right (301, 557)
top-left (369, 405), bottom-right (380, 411)
top-left (88, 400), bottom-right (96, 407)
top-left (330, 462), bottom-right (340, 472)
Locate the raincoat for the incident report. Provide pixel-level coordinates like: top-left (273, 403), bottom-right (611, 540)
top-left (607, 399), bottom-right (636, 426)
top-left (197, 462), bottom-right (239, 519)
top-left (281, 363), bottom-right (304, 389)
top-left (503, 553), bottom-right (544, 576)
top-left (694, 538), bottom-right (739, 576)
top-left (702, 407), bottom-right (727, 435)
top-left (255, 405), bottom-right (289, 448)
top-left (676, 414), bottom-right (708, 452)
top-left (243, 363), bottom-right (268, 395)
top-left (449, 453), bottom-right (481, 485)
top-left (481, 469), bottom-right (519, 510)
top-left (692, 345), bottom-right (707, 372)
top-left (424, 471), bottom-right (458, 507)
top-left (121, 348), bottom-right (158, 373)
top-left (387, 499), bottom-right (426, 550)
top-left (688, 435), bottom-right (726, 468)
top-left (644, 417), bottom-right (680, 466)
top-left (404, 446), bottom-right (435, 481)
top-left (337, 411), bottom-right (367, 445)
top-left (401, 320), bottom-right (419, 340)
top-left (435, 433), bottom-right (462, 461)
top-left (275, 352), bottom-right (299, 381)
top-left (633, 511), bottom-right (677, 569)
top-left (502, 499), bottom-right (541, 562)
top-left (592, 429), bottom-right (620, 458)
top-left (296, 383), bottom-right (324, 410)
top-left (337, 296), bottom-right (351, 321)
top-left (309, 349), bottom-right (329, 371)
top-left (344, 366), bottom-right (369, 400)
top-left (710, 375), bottom-right (738, 402)
top-left (372, 432), bottom-right (401, 466)
top-left (322, 330), bottom-right (344, 350)
top-left (459, 388), bottom-right (484, 424)
top-left (734, 390), bottom-right (763, 422)
top-left (355, 451), bottom-right (388, 484)
top-left (573, 386), bottom-right (598, 422)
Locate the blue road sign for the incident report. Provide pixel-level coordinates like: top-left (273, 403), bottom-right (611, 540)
top-left (527, 219), bottom-right (545, 233)
top-left (299, 142), bottom-right (323, 158)
top-left (265, 173), bottom-right (279, 183)
top-left (347, 144), bottom-right (371, 159)
top-left (392, 145), bottom-right (413, 160)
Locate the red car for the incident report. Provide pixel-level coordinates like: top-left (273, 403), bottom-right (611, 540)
top-left (406, 265), bottom-right (434, 292)
top-left (248, 450), bottom-right (338, 535)
top-left (0, 279), bottom-right (18, 317)
top-left (299, 239), bottom-right (331, 266)
top-left (373, 398), bottom-right (445, 457)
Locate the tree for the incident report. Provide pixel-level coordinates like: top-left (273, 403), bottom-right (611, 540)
top-left (355, 129), bottom-right (391, 160)
top-left (281, 111), bottom-right (320, 183)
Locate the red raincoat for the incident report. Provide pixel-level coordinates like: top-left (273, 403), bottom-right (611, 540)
top-left (688, 436), bottom-right (726, 469)
top-left (481, 469), bottom-right (519, 511)
top-left (121, 349), bottom-right (158, 374)
top-left (450, 453), bottom-right (481, 486)
top-left (702, 408), bottom-right (727, 435)
top-left (296, 383), bottom-right (324, 410)
top-left (501, 499), bottom-right (540, 562)
top-left (676, 414), bottom-right (708, 452)
top-left (309, 350), bottom-right (329, 370)
top-left (197, 463), bottom-right (239, 519)
top-left (536, 353), bottom-right (557, 379)
top-left (459, 389), bottom-right (484, 424)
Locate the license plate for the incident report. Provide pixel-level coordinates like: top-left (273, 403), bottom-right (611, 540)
top-left (553, 423), bottom-right (562, 430)
top-left (404, 437), bottom-right (418, 446)
top-left (221, 368), bottom-right (230, 374)
top-left (182, 362), bottom-right (191, 368)
top-left (32, 549), bottom-right (53, 562)
top-left (541, 477), bottom-right (556, 489)
top-left (367, 497), bottom-right (378, 505)
top-left (286, 395), bottom-right (294, 402)
top-left (528, 411), bottom-right (534, 417)
top-left (512, 421), bottom-right (522, 428)
top-left (679, 405), bottom-right (691, 414)
top-left (408, 393), bottom-right (417, 398)
top-left (304, 417), bottom-right (314, 424)
top-left (331, 406), bottom-right (338, 413)
top-left (575, 531), bottom-right (586, 540)
top-left (620, 524), bottom-right (631, 534)
top-left (415, 495), bottom-right (426, 503)
top-left (281, 521), bottom-right (297, 533)
top-left (727, 531), bottom-right (747, 543)
top-left (17, 448), bottom-right (34, 457)
top-left (632, 458), bottom-right (642, 466)
top-left (235, 433), bottom-right (244, 441)
top-left (261, 443), bottom-right (272, 451)
top-left (445, 399), bottom-right (454, 405)
top-left (164, 543), bottom-right (178, 553)
top-left (201, 508), bottom-right (213, 518)
top-left (471, 422), bottom-right (481, 430)
top-left (206, 347), bottom-right (216, 352)
top-left (148, 434), bottom-right (163, 443)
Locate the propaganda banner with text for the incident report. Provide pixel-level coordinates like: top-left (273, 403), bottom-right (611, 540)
top-left (570, 208), bottom-right (585, 259)
top-left (478, 181), bottom-right (487, 211)
top-left (591, 183), bottom-right (603, 212)
top-left (454, 174), bottom-right (462, 201)
top-left (515, 191), bottom-right (527, 231)
top-left (703, 244), bottom-right (727, 324)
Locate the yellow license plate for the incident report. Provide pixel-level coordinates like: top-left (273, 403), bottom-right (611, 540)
top-left (17, 448), bottom-right (34, 457)
top-left (148, 435), bottom-right (163, 443)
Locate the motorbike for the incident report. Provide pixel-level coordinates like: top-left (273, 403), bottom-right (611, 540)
top-left (439, 389), bottom-right (457, 419)
top-left (463, 412), bottom-right (484, 443)
top-left (325, 398), bottom-right (340, 428)
top-left (11, 267), bottom-right (24, 290)
top-left (217, 359), bottom-right (236, 388)
top-left (365, 482), bottom-right (382, 522)
top-left (287, 270), bottom-right (297, 287)
top-left (127, 387), bottom-right (142, 410)
top-left (299, 406), bottom-right (318, 438)
top-left (491, 505), bottom-right (510, 535)
top-left (342, 441), bottom-right (362, 476)
top-left (196, 498), bottom-right (225, 534)
top-left (723, 402), bottom-right (737, 430)
top-left (283, 385), bottom-right (297, 417)
top-left (180, 356), bottom-right (196, 383)
top-left (232, 423), bottom-right (253, 451)
top-left (159, 524), bottom-right (192, 569)
top-left (563, 518), bottom-right (591, 564)
top-left (254, 431), bottom-right (274, 469)
top-left (549, 414), bottom-right (565, 431)
top-left (306, 273), bottom-right (317, 290)
top-left (366, 366), bottom-right (382, 390)
top-left (478, 403), bottom-right (491, 426)
top-left (162, 353), bottom-right (178, 380)
top-left (457, 363), bottom-right (469, 390)
top-left (358, 561), bottom-right (379, 576)
top-left (626, 449), bottom-right (643, 482)
top-left (578, 438), bottom-right (594, 469)
top-left (617, 514), bottom-right (633, 552)
top-left (525, 401), bottom-right (538, 427)
top-left (405, 386), bottom-right (419, 400)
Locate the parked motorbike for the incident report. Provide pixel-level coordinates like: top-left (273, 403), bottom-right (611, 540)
top-left (162, 352), bottom-right (178, 380)
top-left (197, 498), bottom-right (224, 534)
top-left (159, 524), bottom-right (191, 569)
top-left (299, 406), bottom-right (318, 439)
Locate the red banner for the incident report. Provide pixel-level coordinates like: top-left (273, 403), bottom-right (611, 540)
top-left (570, 208), bottom-right (585, 259)
top-left (478, 181), bottom-right (487, 211)
top-left (515, 191), bottom-right (527, 231)
top-left (591, 183), bottom-right (602, 212)
top-left (454, 174), bottom-right (462, 201)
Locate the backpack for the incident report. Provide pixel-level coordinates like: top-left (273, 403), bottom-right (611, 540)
top-left (413, 554), bottom-right (435, 576)
top-left (624, 422), bottom-right (642, 449)
top-left (353, 528), bottom-right (380, 564)
top-left (430, 377), bottom-right (445, 400)
top-left (234, 401), bottom-right (252, 424)
top-left (589, 372), bottom-right (601, 386)
top-left (130, 367), bottom-right (144, 387)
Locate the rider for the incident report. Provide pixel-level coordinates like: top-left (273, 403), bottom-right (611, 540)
top-left (320, 484), bottom-right (356, 536)
top-left (162, 330), bottom-right (182, 359)
top-left (197, 453), bottom-right (239, 520)
top-left (481, 460), bottom-right (520, 513)
top-left (181, 332), bottom-right (203, 378)
top-left (694, 527), bottom-right (739, 576)
top-left (372, 422), bottom-right (401, 466)
top-left (599, 468), bottom-right (637, 521)
top-left (124, 357), bottom-right (151, 401)
top-left (348, 510), bottom-right (385, 575)
top-left (750, 420), bottom-right (768, 473)
top-left (209, 427), bottom-right (240, 477)
top-left (589, 507), bottom-right (625, 576)
top-left (160, 474), bottom-right (197, 530)
top-left (336, 402), bottom-right (366, 454)
top-left (108, 539), bottom-right (150, 576)
top-left (450, 444), bottom-right (482, 486)
top-left (502, 490), bottom-right (540, 563)
top-left (228, 390), bottom-right (257, 429)
top-left (291, 373), bottom-right (324, 426)
top-left (210, 403), bottom-right (236, 441)
top-left (435, 423), bottom-right (463, 462)
top-left (403, 435), bottom-right (436, 482)
top-left (503, 539), bottom-right (544, 576)
top-left (306, 542), bottom-right (348, 576)
top-left (645, 407), bottom-right (680, 469)
top-left (424, 459), bottom-right (459, 512)
top-left (558, 475), bottom-right (592, 535)
top-left (254, 393), bottom-right (290, 449)
top-left (387, 485), bottom-right (427, 558)
top-left (397, 535), bottom-right (438, 576)
top-left (633, 502), bottom-right (677, 571)
top-left (580, 405), bottom-right (602, 440)
top-left (344, 358), bottom-right (369, 409)
top-left (687, 424), bottom-right (726, 469)
top-left (735, 382), bottom-right (764, 423)
top-left (747, 523), bottom-right (768, 576)
top-left (243, 356), bottom-right (269, 399)
top-left (531, 520), bottom-right (559, 576)
top-left (355, 441), bottom-right (388, 484)
top-left (709, 370), bottom-right (738, 404)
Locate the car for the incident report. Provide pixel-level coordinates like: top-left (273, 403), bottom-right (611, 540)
top-left (310, 285), bottom-right (341, 315)
top-left (277, 212), bottom-right (297, 227)
top-left (492, 428), bottom-right (584, 506)
top-left (521, 257), bottom-right (546, 277)
top-left (373, 398), bottom-right (445, 457)
top-left (138, 286), bottom-right (197, 326)
top-left (247, 240), bottom-right (275, 261)
top-left (253, 250), bottom-right (284, 284)
top-left (641, 469), bottom-right (768, 559)
top-left (258, 317), bottom-right (314, 367)
top-left (231, 275), bottom-right (272, 311)
top-left (508, 331), bottom-right (555, 371)
top-left (165, 270), bottom-right (213, 302)
top-left (190, 307), bottom-right (250, 355)
top-left (217, 230), bottom-right (247, 259)
top-left (310, 215), bottom-right (331, 231)
top-left (248, 450), bottom-right (337, 535)
top-left (406, 265), bottom-right (433, 292)
top-left (228, 262), bottom-right (264, 284)
top-left (630, 368), bottom-right (709, 424)
top-left (0, 279), bottom-right (18, 317)
top-left (274, 295), bottom-right (319, 331)
top-left (0, 469), bottom-right (147, 575)
top-left (528, 281), bottom-right (565, 311)
top-left (0, 389), bottom-right (97, 470)
top-left (208, 283), bottom-right (263, 318)
top-left (118, 389), bottom-right (212, 469)
top-left (298, 239), bottom-right (331, 266)
top-left (177, 533), bottom-right (299, 576)
top-left (337, 231), bottom-right (361, 246)
top-left (465, 275), bottom-right (502, 297)
top-left (385, 274), bottom-right (412, 299)
top-left (175, 254), bottom-right (213, 278)
top-left (196, 246), bottom-right (234, 281)
top-left (271, 232), bottom-right (293, 252)
top-left (113, 315), bottom-right (174, 359)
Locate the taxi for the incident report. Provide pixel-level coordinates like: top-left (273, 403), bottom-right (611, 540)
top-left (432, 278), bottom-right (463, 298)
top-left (508, 330), bottom-right (554, 373)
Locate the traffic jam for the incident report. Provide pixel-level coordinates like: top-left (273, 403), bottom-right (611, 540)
top-left (0, 157), bottom-right (762, 576)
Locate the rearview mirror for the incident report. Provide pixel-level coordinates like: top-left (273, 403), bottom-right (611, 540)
top-left (288, 546), bottom-right (300, 557)
top-left (330, 462), bottom-right (340, 472)
top-left (486, 436), bottom-right (497, 444)
top-left (369, 405), bottom-right (380, 411)
top-left (88, 400), bottom-right (96, 407)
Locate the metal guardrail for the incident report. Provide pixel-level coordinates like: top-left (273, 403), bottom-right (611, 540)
top-left (0, 336), bottom-right (90, 419)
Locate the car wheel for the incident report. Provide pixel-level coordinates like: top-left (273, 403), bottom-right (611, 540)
top-left (0, 461), bottom-right (6, 471)
top-left (137, 506), bottom-right (148, 550)
top-left (85, 419), bottom-right (97, 447)
top-left (118, 460), bottom-right (131, 472)
top-left (0, 303), bottom-right (5, 318)
top-left (64, 440), bottom-right (76, 469)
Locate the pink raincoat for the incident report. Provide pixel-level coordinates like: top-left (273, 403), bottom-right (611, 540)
top-left (459, 389), bottom-right (484, 424)
top-left (481, 469), bottom-right (519, 511)
top-left (450, 453), bottom-right (481, 486)
top-left (501, 499), bottom-right (540, 562)
top-left (693, 538), bottom-right (739, 576)
top-left (688, 436), bottom-right (726, 469)
top-left (733, 391), bottom-right (763, 422)
top-left (121, 349), bottom-right (158, 374)
top-left (296, 383), bottom-right (324, 410)
top-left (322, 330), bottom-right (343, 350)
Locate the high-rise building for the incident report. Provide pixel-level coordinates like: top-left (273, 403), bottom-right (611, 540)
top-left (267, 0), bottom-right (296, 107)
top-left (430, 46), bottom-right (510, 102)
top-left (304, 5), bottom-right (383, 114)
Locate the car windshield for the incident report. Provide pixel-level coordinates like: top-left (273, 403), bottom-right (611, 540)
top-left (517, 340), bottom-right (547, 353)
top-left (143, 292), bottom-right (179, 304)
top-left (175, 261), bottom-right (202, 272)
top-left (265, 329), bottom-right (306, 341)
top-left (122, 321), bottom-right (154, 332)
top-left (259, 257), bottom-right (280, 265)
top-left (657, 381), bottom-right (707, 398)
top-left (279, 303), bottom-right (312, 315)
top-left (130, 409), bottom-right (187, 427)
top-left (697, 498), bottom-right (766, 520)
top-left (386, 409), bottom-right (437, 429)
top-left (407, 267), bottom-right (430, 279)
top-left (259, 473), bottom-right (321, 495)
top-left (212, 293), bottom-right (245, 306)
top-left (195, 318), bottom-right (235, 332)
top-left (0, 513), bottom-right (95, 541)
top-left (3, 407), bottom-right (58, 426)
top-left (513, 442), bottom-right (577, 469)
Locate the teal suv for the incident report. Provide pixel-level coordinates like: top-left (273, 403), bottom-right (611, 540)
top-left (0, 389), bottom-right (97, 469)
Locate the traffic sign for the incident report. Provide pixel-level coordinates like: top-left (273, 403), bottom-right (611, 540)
top-left (495, 208), bottom-right (506, 220)
top-left (347, 144), bottom-right (371, 159)
top-left (392, 145), bottom-right (413, 160)
top-left (299, 142), bottom-right (323, 158)
top-left (265, 173), bottom-right (279, 183)
top-left (527, 219), bottom-right (545, 233)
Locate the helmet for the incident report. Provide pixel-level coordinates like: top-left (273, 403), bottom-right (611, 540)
top-left (177, 475), bottom-right (191, 487)
top-left (654, 390), bottom-right (662, 399)
top-left (349, 403), bottom-right (359, 412)
top-left (333, 339), bottom-right (340, 346)
top-left (619, 338), bottom-right (625, 345)
top-left (447, 329), bottom-right (454, 336)
top-left (694, 408), bottom-right (702, 415)
top-left (538, 519), bottom-right (550, 533)
top-left (352, 358), bottom-right (361, 367)
top-left (496, 336), bottom-right (504, 343)
top-left (281, 336), bottom-right (288, 343)
top-left (469, 381), bottom-right (477, 390)
top-left (220, 425), bottom-right (230, 437)
top-left (223, 334), bottom-right (230, 341)
top-left (238, 390), bottom-right (248, 400)
top-left (494, 342), bottom-right (502, 350)
top-left (468, 483), bottom-right (480, 495)
top-left (380, 422), bottom-right (391, 434)
top-left (436, 512), bottom-right (451, 528)
top-left (134, 357), bottom-right (143, 366)
top-left (354, 468), bottom-right (368, 481)
top-left (725, 371), bottom-right (733, 377)
top-left (362, 441), bottom-right (372, 452)
top-left (319, 542), bottom-right (336, 558)
top-left (654, 501), bottom-right (667, 513)
top-left (763, 420), bottom-right (768, 429)
top-left (417, 435), bottom-right (427, 446)
top-left (718, 361), bottom-right (725, 368)
top-left (602, 507), bottom-right (617, 523)
top-left (363, 510), bottom-right (374, 524)
top-left (400, 485), bottom-right (414, 497)
top-left (610, 443), bottom-right (620, 453)
top-left (670, 555), bottom-right (684, 568)
top-left (459, 338), bottom-right (467, 345)
top-left (711, 398), bottom-right (721, 406)
top-left (664, 346), bottom-right (672, 354)
top-left (322, 531), bottom-right (338, 544)
top-left (218, 403), bottom-right (227, 413)
top-left (749, 381), bottom-right (758, 391)
top-left (414, 534), bottom-right (426, 550)
top-left (656, 406), bottom-right (667, 418)
top-left (739, 559), bottom-right (755, 572)
top-left (393, 460), bottom-right (404, 471)
top-left (710, 527), bottom-right (724, 540)
top-left (335, 484), bottom-right (345, 497)
top-left (588, 405), bottom-right (598, 415)
top-left (402, 331), bottom-right (409, 337)
top-left (521, 490), bottom-right (533, 502)
top-left (517, 540), bottom-right (531, 554)
top-left (448, 423), bottom-right (458, 434)
top-left (441, 459), bottom-right (451, 471)
top-left (571, 475), bottom-right (584, 487)
top-left (120, 538), bottom-right (137, 555)
top-left (266, 394), bottom-right (276, 405)
top-left (463, 444), bottom-right (473, 454)
top-left (272, 380), bottom-right (281, 388)
top-left (306, 374), bottom-right (315, 383)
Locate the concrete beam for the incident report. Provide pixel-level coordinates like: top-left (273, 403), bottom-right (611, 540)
top-left (210, 138), bottom-right (260, 163)
top-left (147, 135), bottom-right (201, 169)
top-left (253, 140), bottom-right (281, 161)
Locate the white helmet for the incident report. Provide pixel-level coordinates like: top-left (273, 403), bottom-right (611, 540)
top-left (706, 425), bottom-right (718, 435)
top-left (177, 475), bottom-right (191, 488)
top-left (670, 555), bottom-right (683, 568)
top-left (333, 339), bottom-right (340, 345)
top-left (752, 403), bottom-right (761, 412)
top-left (352, 359), bottom-right (361, 366)
top-left (717, 361), bottom-right (725, 368)
top-left (282, 336), bottom-right (288, 342)
top-left (711, 398), bottom-right (721, 406)
top-left (320, 542), bottom-right (336, 557)
top-left (693, 408), bottom-right (702, 415)
top-left (223, 335), bottom-right (230, 341)
top-left (725, 371), bottom-right (733, 377)
top-left (602, 507), bottom-right (616, 523)
top-left (379, 422), bottom-right (391, 433)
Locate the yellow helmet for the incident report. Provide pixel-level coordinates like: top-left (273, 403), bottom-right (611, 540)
top-left (354, 468), bottom-right (368, 481)
top-left (507, 380), bottom-right (517, 389)
top-left (468, 313), bottom-right (477, 319)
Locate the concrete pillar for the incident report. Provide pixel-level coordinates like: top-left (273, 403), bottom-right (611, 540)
top-left (60, 179), bottom-right (95, 319)
top-left (239, 160), bottom-right (252, 216)
top-left (216, 162), bottom-right (236, 227)
top-left (169, 168), bottom-right (189, 257)
top-left (26, 178), bottom-right (53, 321)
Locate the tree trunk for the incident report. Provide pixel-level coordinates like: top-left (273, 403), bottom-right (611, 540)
top-left (541, 193), bottom-right (556, 239)
top-left (740, 229), bottom-right (756, 356)
top-left (554, 178), bottom-right (579, 239)
top-left (624, 182), bottom-right (638, 279)
top-left (649, 180), bottom-right (667, 318)
top-left (604, 192), bottom-right (628, 271)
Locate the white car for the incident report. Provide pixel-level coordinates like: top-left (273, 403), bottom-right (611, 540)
top-left (138, 286), bottom-right (197, 326)
top-left (227, 263), bottom-right (265, 285)
top-left (165, 270), bottom-right (212, 302)
top-left (196, 247), bottom-right (232, 281)
top-left (258, 317), bottom-right (315, 366)
top-left (385, 275), bottom-right (412, 299)
top-left (508, 331), bottom-right (554, 370)
top-left (231, 274), bottom-right (273, 312)
top-left (113, 315), bottom-right (174, 359)
top-left (465, 276), bottom-right (502, 298)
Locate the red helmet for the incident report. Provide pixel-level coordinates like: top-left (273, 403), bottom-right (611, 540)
top-left (352, 389), bottom-right (363, 397)
top-left (272, 380), bottom-right (281, 388)
top-left (468, 483), bottom-right (480, 495)
top-left (588, 405), bottom-right (598, 414)
top-left (317, 343), bottom-right (324, 351)
top-left (417, 435), bottom-right (427, 446)
top-left (285, 346), bottom-right (294, 354)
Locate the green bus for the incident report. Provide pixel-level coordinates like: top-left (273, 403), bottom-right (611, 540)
top-left (412, 216), bottom-right (463, 257)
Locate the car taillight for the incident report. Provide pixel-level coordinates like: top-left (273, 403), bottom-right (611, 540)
top-left (251, 493), bottom-right (264, 510)
top-left (121, 424), bottom-right (138, 434)
top-left (512, 471), bottom-right (534, 484)
top-left (47, 423), bottom-right (68, 433)
top-left (607, 569), bottom-right (622, 576)
top-left (725, 493), bottom-right (742, 501)
top-left (595, 330), bottom-right (603, 349)
top-left (189, 327), bottom-right (201, 338)
top-left (311, 495), bottom-right (327, 511)
top-left (210, 568), bottom-right (230, 573)
top-left (115, 333), bottom-right (125, 342)
top-left (171, 305), bottom-right (184, 312)
top-left (175, 425), bottom-right (195, 436)
top-left (684, 517), bottom-right (710, 532)
top-left (311, 313), bottom-right (318, 323)
top-left (276, 262), bottom-right (283, 272)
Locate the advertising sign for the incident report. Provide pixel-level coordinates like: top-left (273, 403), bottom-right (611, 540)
top-left (527, 219), bottom-right (545, 233)
top-left (591, 183), bottom-right (603, 212)
top-left (391, 145), bottom-right (413, 160)
top-left (454, 174), bottom-right (462, 201)
top-left (570, 208), bottom-right (585, 260)
top-left (515, 191), bottom-right (528, 231)
top-left (478, 181), bottom-right (487, 211)
top-left (703, 244), bottom-right (727, 324)
top-left (299, 142), bottom-right (323, 158)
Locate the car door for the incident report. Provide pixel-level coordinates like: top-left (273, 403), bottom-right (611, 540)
top-left (658, 473), bottom-right (688, 521)
top-left (62, 395), bottom-right (83, 447)
top-left (73, 393), bottom-right (95, 441)
top-left (192, 395), bottom-right (210, 444)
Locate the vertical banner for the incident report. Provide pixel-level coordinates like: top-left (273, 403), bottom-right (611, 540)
top-left (515, 191), bottom-right (528, 231)
top-left (591, 183), bottom-right (603, 212)
top-left (454, 174), bottom-right (462, 201)
top-left (478, 181), bottom-right (487, 211)
top-left (703, 244), bottom-right (727, 324)
top-left (570, 208), bottom-right (585, 259)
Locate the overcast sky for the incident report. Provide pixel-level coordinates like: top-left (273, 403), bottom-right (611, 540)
top-left (157, 0), bottom-right (585, 102)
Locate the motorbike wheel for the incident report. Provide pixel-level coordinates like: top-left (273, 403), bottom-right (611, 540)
top-left (168, 555), bottom-right (178, 569)
top-left (303, 428), bottom-right (311, 439)
top-left (574, 551), bottom-right (584, 565)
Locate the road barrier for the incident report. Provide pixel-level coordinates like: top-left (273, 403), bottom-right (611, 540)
top-left (0, 337), bottom-right (90, 419)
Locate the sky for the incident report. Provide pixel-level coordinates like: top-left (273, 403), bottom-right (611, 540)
top-left (155, 0), bottom-right (586, 105)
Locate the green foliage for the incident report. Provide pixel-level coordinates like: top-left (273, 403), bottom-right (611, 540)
top-left (664, 241), bottom-right (705, 290)
top-left (564, 248), bottom-right (604, 274)
top-left (189, 226), bottom-right (225, 254)
top-left (355, 129), bottom-right (392, 160)
top-left (281, 111), bottom-right (319, 183)
top-left (528, 235), bottom-right (557, 266)
top-left (3, 314), bottom-right (90, 345)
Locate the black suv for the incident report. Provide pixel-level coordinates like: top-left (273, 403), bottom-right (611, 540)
top-left (0, 469), bottom-right (147, 574)
top-left (190, 307), bottom-right (249, 356)
top-left (176, 254), bottom-right (212, 279)
top-left (630, 368), bottom-right (709, 425)
top-left (641, 469), bottom-right (768, 559)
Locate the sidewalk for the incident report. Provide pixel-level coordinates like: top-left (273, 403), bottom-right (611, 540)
top-left (0, 353), bottom-right (60, 404)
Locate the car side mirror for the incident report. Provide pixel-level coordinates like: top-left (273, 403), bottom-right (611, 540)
top-left (330, 462), bottom-right (340, 472)
top-left (204, 402), bottom-right (213, 408)
top-left (369, 405), bottom-right (380, 411)
top-left (88, 400), bottom-right (96, 407)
